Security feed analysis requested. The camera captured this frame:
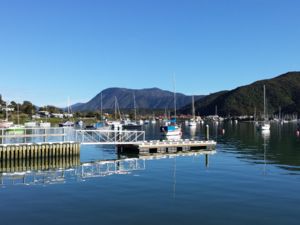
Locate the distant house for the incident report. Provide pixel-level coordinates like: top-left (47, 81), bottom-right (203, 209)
top-left (1, 106), bottom-right (14, 112)
top-left (51, 113), bottom-right (64, 119)
top-left (32, 114), bottom-right (41, 119)
top-left (63, 113), bottom-right (73, 118)
top-left (38, 111), bottom-right (50, 117)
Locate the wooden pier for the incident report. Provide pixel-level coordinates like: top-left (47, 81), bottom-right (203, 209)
top-left (0, 142), bottom-right (80, 162)
top-left (117, 140), bottom-right (217, 154)
top-left (0, 127), bottom-right (217, 160)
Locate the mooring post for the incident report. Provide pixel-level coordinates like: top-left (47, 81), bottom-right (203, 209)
top-left (206, 125), bottom-right (209, 140)
top-left (205, 154), bottom-right (209, 168)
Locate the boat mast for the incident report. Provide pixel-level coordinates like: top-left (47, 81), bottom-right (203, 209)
top-left (114, 96), bottom-right (121, 120)
top-left (164, 107), bottom-right (167, 120)
top-left (173, 74), bottom-right (176, 119)
top-left (133, 93), bottom-right (137, 122)
top-left (100, 92), bottom-right (103, 121)
top-left (17, 103), bottom-right (20, 125)
top-left (279, 106), bottom-right (281, 121)
top-left (263, 85), bottom-right (266, 121)
top-left (5, 101), bottom-right (8, 121)
top-left (114, 96), bottom-right (117, 120)
top-left (192, 95), bottom-right (195, 119)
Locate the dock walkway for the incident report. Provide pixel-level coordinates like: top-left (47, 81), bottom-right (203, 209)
top-left (0, 128), bottom-right (217, 160)
top-left (117, 139), bottom-right (216, 154)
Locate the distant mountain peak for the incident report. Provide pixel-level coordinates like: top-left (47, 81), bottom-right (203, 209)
top-left (71, 87), bottom-right (204, 112)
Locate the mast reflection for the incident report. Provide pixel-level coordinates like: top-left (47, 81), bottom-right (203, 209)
top-left (0, 150), bottom-right (216, 187)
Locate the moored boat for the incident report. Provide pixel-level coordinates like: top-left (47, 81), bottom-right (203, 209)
top-left (0, 120), bottom-right (13, 129)
top-left (59, 121), bottom-right (75, 127)
top-left (5, 125), bottom-right (25, 135)
top-left (39, 121), bottom-right (51, 128)
top-left (257, 85), bottom-right (270, 131)
top-left (24, 121), bottom-right (37, 128)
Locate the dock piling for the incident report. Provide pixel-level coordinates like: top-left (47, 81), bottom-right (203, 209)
top-left (206, 125), bottom-right (210, 140)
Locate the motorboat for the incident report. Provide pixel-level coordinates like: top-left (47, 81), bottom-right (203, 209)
top-left (59, 121), bottom-right (74, 127)
top-left (39, 122), bottom-right (51, 128)
top-left (24, 121), bottom-right (37, 128)
top-left (5, 124), bottom-right (25, 135)
top-left (0, 120), bottom-right (13, 129)
top-left (160, 118), bottom-right (182, 136)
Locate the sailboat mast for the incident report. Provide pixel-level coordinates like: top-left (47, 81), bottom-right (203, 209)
top-left (192, 95), bottom-right (195, 119)
top-left (5, 101), bottom-right (8, 121)
top-left (263, 85), bottom-right (266, 121)
top-left (100, 92), bottom-right (103, 121)
top-left (67, 97), bottom-right (70, 114)
top-left (279, 106), bottom-right (281, 121)
top-left (133, 93), bottom-right (137, 122)
top-left (173, 75), bottom-right (176, 119)
top-left (17, 103), bottom-right (20, 125)
top-left (114, 96), bottom-right (117, 120)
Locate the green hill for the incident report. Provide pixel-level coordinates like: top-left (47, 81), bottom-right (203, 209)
top-left (180, 72), bottom-right (300, 117)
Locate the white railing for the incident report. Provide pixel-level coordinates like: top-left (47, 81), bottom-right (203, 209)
top-left (0, 127), bottom-right (73, 144)
top-left (0, 128), bottom-right (145, 145)
top-left (75, 129), bottom-right (146, 145)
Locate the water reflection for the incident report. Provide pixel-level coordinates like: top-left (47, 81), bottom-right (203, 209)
top-left (189, 126), bottom-right (196, 139)
top-left (217, 121), bottom-right (300, 173)
top-left (0, 150), bottom-right (215, 187)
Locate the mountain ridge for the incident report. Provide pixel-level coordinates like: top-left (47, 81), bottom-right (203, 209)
top-left (71, 87), bottom-right (204, 112)
top-left (180, 71), bottom-right (300, 116)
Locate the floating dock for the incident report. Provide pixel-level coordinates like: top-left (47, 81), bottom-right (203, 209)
top-left (117, 140), bottom-right (217, 154)
top-left (0, 142), bottom-right (80, 161)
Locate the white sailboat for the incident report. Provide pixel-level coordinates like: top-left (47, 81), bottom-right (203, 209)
top-left (122, 93), bottom-right (142, 130)
top-left (59, 98), bottom-right (74, 127)
top-left (258, 85), bottom-right (270, 131)
top-left (188, 95), bottom-right (197, 127)
top-left (160, 76), bottom-right (182, 137)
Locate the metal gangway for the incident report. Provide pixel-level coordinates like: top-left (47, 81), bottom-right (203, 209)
top-left (75, 129), bottom-right (146, 145)
top-left (0, 128), bottom-right (145, 145)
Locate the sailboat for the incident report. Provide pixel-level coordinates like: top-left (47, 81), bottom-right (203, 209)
top-left (59, 98), bottom-right (74, 127)
top-left (6, 103), bottom-right (25, 134)
top-left (188, 95), bottom-right (197, 127)
top-left (122, 93), bottom-right (142, 130)
top-left (258, 85), bottom-right (270, 131)
top-left (106, 96), bottom-right (122, 130)
top-left (160, 76), bottom-right (182, 137)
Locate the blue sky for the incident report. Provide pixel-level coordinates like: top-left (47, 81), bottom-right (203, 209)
top-left (0, 0), bottom-right (299, 107)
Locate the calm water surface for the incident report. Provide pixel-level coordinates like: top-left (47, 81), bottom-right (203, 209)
top-left (1, 122), bottom-right (300, 225)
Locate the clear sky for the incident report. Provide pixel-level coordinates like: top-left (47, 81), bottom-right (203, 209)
top-left (0, 0), bottom-right (299, 107)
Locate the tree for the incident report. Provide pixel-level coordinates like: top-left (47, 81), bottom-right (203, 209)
top-left (21, 101), bottom-right (35, 115)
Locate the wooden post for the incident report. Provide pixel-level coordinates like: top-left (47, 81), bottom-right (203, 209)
top-left (205, 154), bottom-right (209, 168)
top-left (206, 125), bottom-right (209, 140)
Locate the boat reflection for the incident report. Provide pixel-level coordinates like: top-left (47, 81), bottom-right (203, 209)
top-left (0, 150), bottom-right (216, 187)
top-left (189, 126), bottom-right (197, 139)
top-left (218, 121), bottom-right (300, 174)
top-left (261, 129), bottom-right (270, 140)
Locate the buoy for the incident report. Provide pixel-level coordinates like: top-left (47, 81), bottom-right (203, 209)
top-left (222, 129), bottom-right (225, 134)
top-left (297, 130), bottom-right (300, 136)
